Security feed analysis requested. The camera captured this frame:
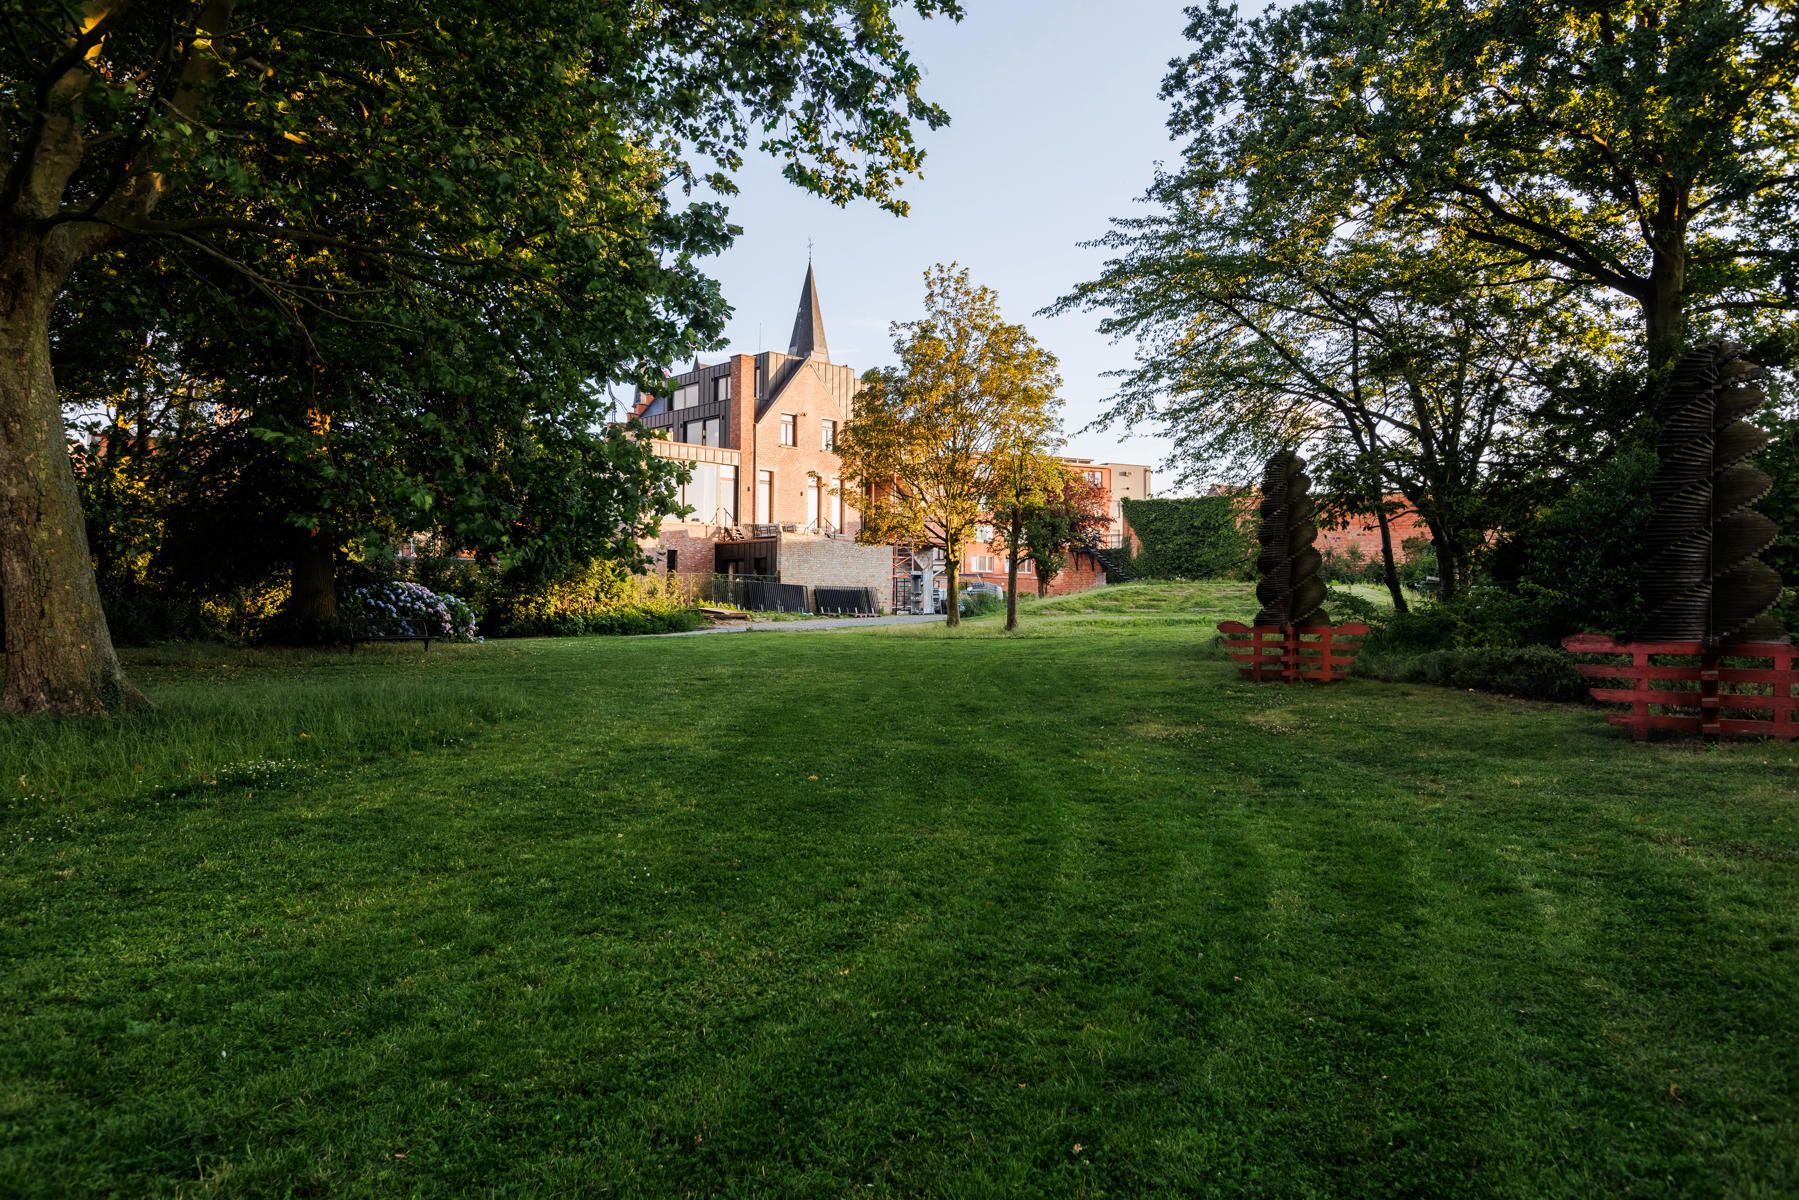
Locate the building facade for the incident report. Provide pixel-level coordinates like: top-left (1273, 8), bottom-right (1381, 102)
top-left (633, 266), bottom-right (888, 607)
top-left (951, 457), bottom-right (1155, 601)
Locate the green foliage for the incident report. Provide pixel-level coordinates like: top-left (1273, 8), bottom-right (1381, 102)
top-left (1354, 644), bottom-right (1590, 704)
top-left (1119, 497), bottom-right (1253, 579)
top-left (1487, 447), bottom-right (1658, 642)
top-left (491, 559), bottom-right (703, 638)
top-left (958, 590), bottom-right (1003, 618)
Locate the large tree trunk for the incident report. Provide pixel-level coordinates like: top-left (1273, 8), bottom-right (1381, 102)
top-left (1644, 230), bottom-right (1686, 374)
top-left (0, 240), bottom-right (142, 713)
top-left (287, 531), bottom-right (340, 633)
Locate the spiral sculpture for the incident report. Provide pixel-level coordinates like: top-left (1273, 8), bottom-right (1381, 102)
top-left (1253, 450), bottom-right (1330, 628)
top-left (1635, 343), bottom-right (1785, 644)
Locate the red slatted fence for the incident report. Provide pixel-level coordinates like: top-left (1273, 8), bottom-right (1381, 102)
top-left (1562, 634), bottom-right (1798, 742)
top-left (1216, 622), bottom-right (1370, 683)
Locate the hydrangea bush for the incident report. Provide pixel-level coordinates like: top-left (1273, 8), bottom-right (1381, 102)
top-left (345, 581), bottom-right (480, 642)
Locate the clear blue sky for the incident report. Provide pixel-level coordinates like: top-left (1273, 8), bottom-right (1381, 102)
top-left (687, 1), bottom-right (1193, 486)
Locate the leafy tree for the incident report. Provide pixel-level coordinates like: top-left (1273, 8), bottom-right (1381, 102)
top-left (986, 445), bottom-right (1064, 631)
top-left (1057, 208), bottom-right (1622, 599)
top-left (838, 265), bottom-right (1061, 627)
top-left (1161, 0), bottom-right (1799, 371)
top-left (0, 0), bottom-right (960, 713)
top-left (1017, 471), bottom-right (1111, 598)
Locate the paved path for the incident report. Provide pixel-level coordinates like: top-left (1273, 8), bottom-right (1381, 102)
top-left (664, 614), bottom-right (944, 636)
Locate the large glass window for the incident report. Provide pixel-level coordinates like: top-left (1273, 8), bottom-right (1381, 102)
top-left (672, 382), bottom-right (701, 410)
top-left (719, 465), bottom-right (737, 524)
top-left (756, 470), bottom-right (773, 523)
top-left (779, 414), bottom-right (796, 446)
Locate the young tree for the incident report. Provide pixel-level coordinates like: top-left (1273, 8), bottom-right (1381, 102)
top-left (1015, 469), bottom-right (1110, 599)
top-left (986, 444), bottom-right (1063, 631)
top-left (1162, 0), bottom-right (1799, 371)
top-left (838, 265), bottom-right (1061, 627)
top-left (0, 0), bottom-right (960, 713)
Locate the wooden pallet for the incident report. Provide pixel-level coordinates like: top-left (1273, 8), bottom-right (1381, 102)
top-left (1562, 633), bottom-right (1799, 741)
top-left (1216, 622), bottom-right (1370, 683)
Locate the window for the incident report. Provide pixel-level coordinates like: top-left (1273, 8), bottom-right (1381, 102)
top-left (779, 413), bottom-right (796, 446)
top-left (976, 524), bottom-right (995, 544)
top-left (672, 382), bottom-right (700, 410)
top-left (714, 375), bottom-right (731, 402)
top-left (830, 477), bottom-right (845, 532)
top-left (756, 470), bottom-right (773, 523)
top-left (719, 465), bottom-right (737, 524)
top-left (820, 419), bottom-right (836, 450)
top-left (806, 477), bottom-right (821, 528)
top-left (1084, 469), bottom-right (1103, 486)
top-left (682, 417), bottom-right (719, 446)
top-left (666, 549), bottom-right (677, 573)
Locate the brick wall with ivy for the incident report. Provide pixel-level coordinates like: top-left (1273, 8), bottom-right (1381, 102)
top-left (1119, 497), bottom-right (1255, 580)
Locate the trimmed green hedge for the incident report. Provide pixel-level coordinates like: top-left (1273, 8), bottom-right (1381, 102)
top-left (1120, 497), bottom-right (1254, 579)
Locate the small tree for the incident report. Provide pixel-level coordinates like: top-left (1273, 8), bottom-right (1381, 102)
top-left (1016, 470), bottom-right (1110, 598)
top-left (838, 265), bottom-right (1061, 627)
top-left (987, 446), bottom-right (1063, 631)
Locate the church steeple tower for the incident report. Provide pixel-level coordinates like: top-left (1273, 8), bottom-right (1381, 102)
top-left (786, 261), bottom-right (829, 362)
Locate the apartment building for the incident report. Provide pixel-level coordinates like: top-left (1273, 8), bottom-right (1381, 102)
top-left (631, 264), bottom-right (890, 605)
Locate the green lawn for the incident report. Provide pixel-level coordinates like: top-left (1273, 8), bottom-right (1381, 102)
top-left (3, 581), bottom-right (1796, 1197)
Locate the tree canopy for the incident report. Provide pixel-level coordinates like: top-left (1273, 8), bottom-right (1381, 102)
top-left (0, 0), bottom-right (962, 713)
top-left (1161, 0), bottom-right (1799, 369)
top-left (838, 264), bottom-right (1061, 627)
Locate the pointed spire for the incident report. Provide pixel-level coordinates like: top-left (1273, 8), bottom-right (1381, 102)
top-left (787, 261), bottom-right (829, 362)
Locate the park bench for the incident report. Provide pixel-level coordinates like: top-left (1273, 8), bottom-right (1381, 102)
top-left (347, 630), bottom-right (434, 651)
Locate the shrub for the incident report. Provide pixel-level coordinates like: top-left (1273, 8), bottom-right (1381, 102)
top-left (958, 590), bottom-right (1003, 617)
top-left (1355, 644), bottom-right (1589, 704)
top-left (344, 581), bottom-right (481, 642)
top-left (491, 559), bottom-right (703, 637)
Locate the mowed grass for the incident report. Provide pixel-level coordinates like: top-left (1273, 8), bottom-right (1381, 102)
top-left (2, 581), bottom-right (1796, 1198)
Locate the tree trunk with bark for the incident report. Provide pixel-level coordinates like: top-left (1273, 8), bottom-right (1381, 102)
top-left (287, 531), bottom-right (340, 634)
top-left (0, 236), bottom-right (142, 713)
top-left (943, 553), bottom-right (960, 627)
top-left (1004, 537), bottom-right (1021, 632)
top-left (1374, 506), bottom-right (1409, 614)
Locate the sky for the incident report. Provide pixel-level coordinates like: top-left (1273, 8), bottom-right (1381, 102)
top-left (683, 0), bottom-right (1195, 489)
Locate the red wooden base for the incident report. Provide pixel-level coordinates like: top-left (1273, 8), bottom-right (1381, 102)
top-left (1217, 622), bottom-right (1370, 683)
top-left (1562, 633), bottom-right (1799, 741)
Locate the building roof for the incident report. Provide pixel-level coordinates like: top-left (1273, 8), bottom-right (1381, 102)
top-left (787, 262), bottom-right (829, 362)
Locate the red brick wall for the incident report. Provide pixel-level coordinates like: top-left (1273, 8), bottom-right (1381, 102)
top-left (1315, 507), bottom-right (1432, 562)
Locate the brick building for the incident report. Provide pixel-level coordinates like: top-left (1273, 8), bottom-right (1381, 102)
top-left (953, 457), bottom-right (1155, 601)
top-left (631, 265), bottom-right (889, 606)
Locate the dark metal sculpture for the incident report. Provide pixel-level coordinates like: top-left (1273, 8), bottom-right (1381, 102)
top-left (1253, 450), bottom-right (1329, 628)
top-left (1636, 343), bottom-right (1785, 644)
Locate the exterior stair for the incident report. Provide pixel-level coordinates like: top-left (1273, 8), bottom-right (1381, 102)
top-left (1092, 543), bottom-right (1135, 583)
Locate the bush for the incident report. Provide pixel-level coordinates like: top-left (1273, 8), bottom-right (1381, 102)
top-left (344, 581), bottom-right (481, 642)
top-left (958, 590), bottom-right (1003, 617)
top-left (491, 559), bottom-right (703, 637)
top-left (1355, 644), bottom-right (1590, 703)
